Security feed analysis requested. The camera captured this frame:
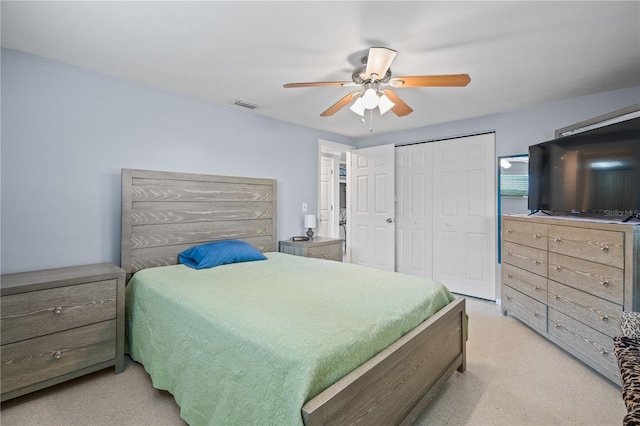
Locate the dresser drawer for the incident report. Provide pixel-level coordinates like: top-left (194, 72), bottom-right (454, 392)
top-left (502, 263), bottom-right (547, 304)
top-left (548, 226), bottom-right (624, 268)
top-left (548, 308), bottom-right (618, 377)
top-left (502, 285), bottom-right (547, 334)
top-left (548, 280), bottom-right (621, 338)
top-left (548, 252), bottom-right (623, 305)
top-left (1, 320), bottom-right (116, 395)
top-left (306, 243), bottom-right (343, 262)
top-left (503, 241), bottom-right (547, 277)
top-left (503, 219), bottom-right (547, 250)
top-left (1, 279), bottom-right (117, 345)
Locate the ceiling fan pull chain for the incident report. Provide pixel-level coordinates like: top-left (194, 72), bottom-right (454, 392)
top-left (370, 108), bottom-right (374, 132)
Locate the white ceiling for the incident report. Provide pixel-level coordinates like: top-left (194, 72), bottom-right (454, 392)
top-left (2, 1), bottom-right (639, 138)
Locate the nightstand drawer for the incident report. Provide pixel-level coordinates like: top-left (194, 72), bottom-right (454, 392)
top-left (1, 320), bottom-right (116, 395)
top-left (1, 279), bottom-right (117, 345)
top-left (306, 244), bottom-right (342, 261)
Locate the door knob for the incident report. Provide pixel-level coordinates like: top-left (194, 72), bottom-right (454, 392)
top-left (386, 218), bottom-right (393, 223)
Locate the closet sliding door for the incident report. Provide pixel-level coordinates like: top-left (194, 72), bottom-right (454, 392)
top-left (395, 133), bottom-right (496, 300)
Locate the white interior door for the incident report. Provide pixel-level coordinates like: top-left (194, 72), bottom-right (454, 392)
top-left (349, 144), bottom-right (395, 271)
top-left (319, 155), bottom-right (335, 237)
top-left (395, 143), bottom-right (433, 276)
top-left (432, 133), bottom-right (496, 300)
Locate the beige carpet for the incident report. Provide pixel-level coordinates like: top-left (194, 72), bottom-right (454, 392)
top-left (1, 297), bottom-right (626, 425)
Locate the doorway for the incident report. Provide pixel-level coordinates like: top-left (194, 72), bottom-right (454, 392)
top-left (318, 140), bottom-right (352, 258)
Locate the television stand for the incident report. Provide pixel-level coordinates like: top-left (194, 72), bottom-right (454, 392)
top-left (528, 210), bottom-right (551, 216)
top-left (622, 213), bottom-right (640, 223)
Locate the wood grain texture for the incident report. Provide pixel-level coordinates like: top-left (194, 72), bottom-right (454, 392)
top-left (0, 263), bottom-right (126, 401)
top-left (548, 252), bottom-right (623, 305)
top-left (302, 297), bottom-right (466, 426)
top-left (548, 308), bottom-right (617, 377)
top-left (548, 225), bottom-right (624, 268)
top-left (121, 169), bottom-right (278, 275)
top-left (502, 285), bottom-right (547, 334)
top-left (502, 263), bottom-right (547, 304)
top-left (1, 279), bottom-right (117, 345)
top-left (547, 280), bottom-right (621, 338)
top-left (503, 219), bottom-right (547, 250)
top-left (1, 320), bottom-right (116, 395)
top-left (279, 237), bottom-right (344, 262)
top-left (502, 241), bottom-right (547, 277)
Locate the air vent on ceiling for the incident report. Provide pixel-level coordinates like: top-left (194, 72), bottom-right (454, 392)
top-left (234, 99), bottom-right (261, 110)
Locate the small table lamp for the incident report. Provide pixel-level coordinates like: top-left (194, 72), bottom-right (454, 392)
top-left (304, 214), bottom-right (316, 239)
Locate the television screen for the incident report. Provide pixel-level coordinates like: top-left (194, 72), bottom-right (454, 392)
top-left (528, 116), bottom-right (640, 220)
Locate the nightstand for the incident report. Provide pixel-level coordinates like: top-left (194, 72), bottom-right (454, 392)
top-left (1, 263), bottom-right (125, 401)
top-left (279, 237), bottom-right (344, 262)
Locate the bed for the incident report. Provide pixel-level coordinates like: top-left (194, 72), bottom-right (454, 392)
top-left (121, 168), bottom-right (467, 426)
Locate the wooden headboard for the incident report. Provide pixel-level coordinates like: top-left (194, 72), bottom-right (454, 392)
top-left (120, 169), bottom-right (277, 277)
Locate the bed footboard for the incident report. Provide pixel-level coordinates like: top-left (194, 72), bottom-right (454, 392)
top-left (302, 297), bottom-right (466, 426)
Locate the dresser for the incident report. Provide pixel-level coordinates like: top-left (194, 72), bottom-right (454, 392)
top-left (279, 237), bottom-right (343, 262)
top-left (502, 215), bottom-right (639, 384)
top-left (1, 263), bottom-right (126, 401)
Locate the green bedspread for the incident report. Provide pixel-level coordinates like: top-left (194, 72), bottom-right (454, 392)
top-left (126, 252), bottom-right (454, 426)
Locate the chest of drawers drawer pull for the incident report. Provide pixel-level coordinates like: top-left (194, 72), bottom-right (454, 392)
top-left (600, 348), bottom-right (608, 357)
top-left (532, 311), bottom-right (539, 317)
top-left (53, 306), bottom-right (62, 315)
top-left (506, 229), bottom-right (513, 234)
top-left (506, 273), bottom-right (513, 278)
top-left (53, 351), bottom-right (62, 360)
top-left (506, 251), bottom-right (512, 256)
top-left (533, 286), bottom-right (540, 291)
top-left (534, 233), bottom-right (541, 239)
top-left (554, 236), bottom-right (562, 242)
top-left (534, 260), bottom-right (541, 265)
top-left (599, 314), bottom-right (609, 322)
top-left (600, 245), bottom-right (609, 252)
top-left (554, 266), bottom-right (562, 271)
top-left (553, 322), bottom-right (561, 329)
top-left (600, 279), bottom-right (610, 288)
top-left (554, 295), bottom-right (560, 300)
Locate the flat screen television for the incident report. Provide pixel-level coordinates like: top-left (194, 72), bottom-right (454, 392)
top-left (528, 116), bottom-right (640, 221)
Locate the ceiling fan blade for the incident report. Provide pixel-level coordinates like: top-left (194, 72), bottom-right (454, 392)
top-left (389, 74), bottom-right (471, 88)
top-left (320, 92), bottom-right (361, 117)
top-left (283, 81), bottom-right (355, 88)
top-left (365, 47), bottom-right (397, 81)
top-left (381, 90), bottom-right (413, 117)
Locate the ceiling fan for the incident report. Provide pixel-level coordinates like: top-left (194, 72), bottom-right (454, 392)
top-left (283, 47), bottom-right (471, 118)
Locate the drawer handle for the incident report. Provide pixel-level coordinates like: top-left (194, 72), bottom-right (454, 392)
top-left (323, 255), bottom-right (328, 259)
top-left (554, 323), bottom-right (561, 329)
top-left (554, 266), bottom-right (562, 272)
top-left (507, 296), bottom-right (513, 301)
top-left (533, 286), bottom-right (540, 291)
top-left (53, 306), bottom-right (63, 315)
top-left (534, 233), bottom-right (541, 239)
top-left (506, 273), bottom-right (513, 278)
top-left (554, 236), bottom-right (562, 242)
top-left (507, 229), bottom-right (513, 234)
top-left (599, 314), bottom-right (609, 322)
top-left (600, 279), bottom-right (610, 288)
top-left (534, 260), bottom-right (541, 265)
top-left (506, 251), bottom-right (512, 256)
top-left (554, 295), bottom-right (560, 300)
top-left (532, 311), bottom-right (539, 317)
top-left (600, 245), bottom-right (609, 252)
top-left (53, 351), bottom-right (63, 360)
top-left (600, 348), bottom-right (609, 357)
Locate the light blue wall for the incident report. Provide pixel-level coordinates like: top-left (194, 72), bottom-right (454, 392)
top-left (0, 49), bottom-right (355, 274)
top-left (2, 47), bottom-right (638, 275)
top-left (357, 86), bottom-right (640, 156)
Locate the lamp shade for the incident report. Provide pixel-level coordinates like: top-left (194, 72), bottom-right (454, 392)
top-left (377, 93), bottom-right (395, 115)
top-left (362, 88), bottom-right (379, 109)
top-left (349, 97), bottom-right (365, 116)
top-left (304, 214), bottom-right (316, 228)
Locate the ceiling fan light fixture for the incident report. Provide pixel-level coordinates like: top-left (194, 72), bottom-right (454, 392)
top-left (362, 86), bottom-right (379, 109)
top-left (378, 93), bottom-right (395, 115)
top-left (349, 96), bottom-right (365, 116)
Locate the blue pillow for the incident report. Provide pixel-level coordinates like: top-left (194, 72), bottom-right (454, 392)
top-left (178, 240), bottom-right (267, 269)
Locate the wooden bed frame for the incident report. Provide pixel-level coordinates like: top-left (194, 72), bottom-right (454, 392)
top-left (121, 168), bottom-right (466, 426)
